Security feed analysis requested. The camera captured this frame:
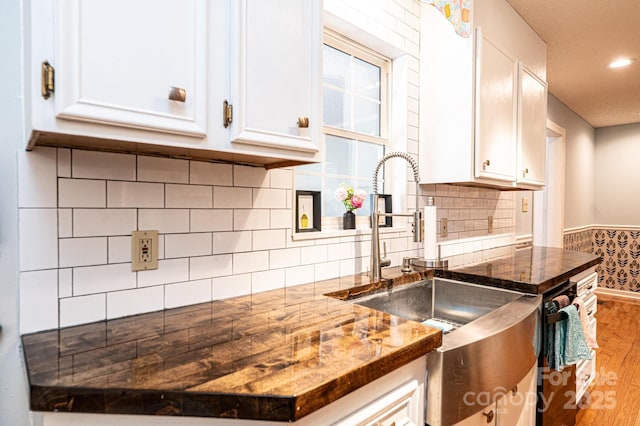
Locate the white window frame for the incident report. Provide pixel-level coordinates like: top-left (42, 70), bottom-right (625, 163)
top-left (295, 31), bottom-right (392, 234)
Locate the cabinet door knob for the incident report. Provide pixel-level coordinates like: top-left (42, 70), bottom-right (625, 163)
top-left (523, 168), bottom-right (529, 177)
top-left (168, 86), bottom-right (187, 102)
top-left (482, 160), bottom-right (490, 169)
top-left (482, 409), bottom-right (494, 423)
top-left (297, 117), bottom-right (309, 128)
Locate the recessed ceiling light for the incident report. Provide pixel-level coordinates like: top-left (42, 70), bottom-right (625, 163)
top-left (608, 58), bottom-right (635, 68)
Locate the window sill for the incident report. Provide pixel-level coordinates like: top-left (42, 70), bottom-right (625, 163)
top-left (292, 225), bottom-right (411, 242)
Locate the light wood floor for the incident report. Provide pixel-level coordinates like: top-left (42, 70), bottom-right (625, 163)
top-left (576, 294), bottom-right (640, 425)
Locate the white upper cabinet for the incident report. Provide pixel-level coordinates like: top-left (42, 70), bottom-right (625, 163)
top-left (55, 0), bottom-right (207, 137)
top-left (474, 31), bottom-right (518, 183)
top-left (25, 0), bottom-right (321, 168)
top-left (227, 0), bottom-right (321, 167)
top-left (517, 64), bottom-right (548, 186)
top-left (419, 0), bottom-right (547, 189)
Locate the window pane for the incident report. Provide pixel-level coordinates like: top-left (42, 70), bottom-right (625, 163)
top-left (357, 141), bottom-right (384, 180)
top-left (323, 45), bottom-right (350, 90)
top-left (325, 135), bottom-right (354, 176)
top-left (354, 178), bottom-right (372, 216)
top-left (296, 162), bottom-right (322, 174)
top-left (295, 173), bottom-right (322, 192)
top-left (324, 176), bottom-right (354, 217)
top-left (353, 98), bottom-right (380, 135)
top-left (353, 57), bottom-right (381, 100)
top-left (323, 87), bottom-right (351, 129)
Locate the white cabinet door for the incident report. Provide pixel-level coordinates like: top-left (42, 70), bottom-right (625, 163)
top-left (517, 64), bottom-right (548, 187)
top-left (454, 403), bottom-right (497, 426)
top-left (334, 379), bottom-right (421, 426)
top-left (55, 0), bottom-right (207, 137)
top-left (228, 0), bottom-right (321, 164)
top-left (474, 30), bottom-right (518, 183)
top-left (496, 363), bottom-right (537, 426)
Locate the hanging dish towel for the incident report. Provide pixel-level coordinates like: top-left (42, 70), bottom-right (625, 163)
top-left (554, 305), bottom-right (592, 370)
top-left (573, 296), bottom-right (599, 349)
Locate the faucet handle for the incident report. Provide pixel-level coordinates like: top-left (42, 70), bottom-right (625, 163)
top-left (380, 241), bottom-right (391, 268)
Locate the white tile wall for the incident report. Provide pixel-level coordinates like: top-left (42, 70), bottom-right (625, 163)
top-left (73, 263), bottom-right (136, 296)
top-left (59, 237), bottom-right (107, 267)
top-left (17, 1), bottom-right (520, 333)
top-left (138, 258), bottom-right (189, 287)
top-left (60, 294), bottom-right (105, 327)
top-left (18, 148), bottom-right (57, 208)
top-left (139, 209), bottom-right (190, 234)
top-left (137, 156), bottom-right (189, 183)
top-left (234, 165), bottom-right (268, 187)
top-left (190, 254), bottom-right (233, 280)
top-left (58, 178), bottom-right (105, 207)
top-left (72, 150), bottom-right (136, 180)
top-left (190, 162), bottom-right (233, 186)
top-left (19, 208), bottom-right (58, 271)
top-left (252, 269), bottom-right (285, 293)
top-left (165, 279), bottom-right (212, 309)
top-left (20, 270), bottom-right (58, 333)
top-left (73, 209), bottom-right (136, 237)
top-left (192, 209), bottom-right (233, 232)
top-left (107, 287), bottom-right (164, 319)
top-left (213, 186), bottom-right (252, 208)
top-left (165, 233), bottom-right (212, 258)
top-left (213, 274), bottom-right (251, 300)
top-left (166, 184), bottom-right (212, 208)
top-left (107, 181), bottom-right (164, 208)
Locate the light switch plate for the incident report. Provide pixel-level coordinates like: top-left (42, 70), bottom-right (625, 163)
top-left (522, 197), bottom-right (529, 213)
top-left (488, 216), bottom-right (494, 234)
top-left (440, 218), bottom-right (448, 237)
top-left (131, 230), bottom-right (159, 271)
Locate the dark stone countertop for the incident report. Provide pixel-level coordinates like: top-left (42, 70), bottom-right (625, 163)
top-left (20, 245), bottom-right (600, 422)
top-left (21, 271), bottom-right (441, 422)
top-left (439, 246), bottom-right (601, 294)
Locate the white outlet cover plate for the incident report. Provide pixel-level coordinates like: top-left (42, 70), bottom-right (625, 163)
top-left (131, 230), bottom-right (159, 271)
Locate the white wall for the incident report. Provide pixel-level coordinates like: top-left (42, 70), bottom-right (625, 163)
top-left (0, 0), bottom-right (31, 424)
top-left (594, 123), bottom-right (640, 225)
top-left (546, 94), bottom-right (596, 230)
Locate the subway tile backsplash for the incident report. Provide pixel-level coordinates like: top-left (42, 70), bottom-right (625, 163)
top-left (18, 146), bottom-right (516, 333)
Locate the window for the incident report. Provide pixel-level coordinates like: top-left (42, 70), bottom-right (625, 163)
top-left (296, 32), bottom-right (390, 231)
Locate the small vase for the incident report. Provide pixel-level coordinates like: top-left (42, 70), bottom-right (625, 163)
top-left (343, 210), bottom-right (356, 230)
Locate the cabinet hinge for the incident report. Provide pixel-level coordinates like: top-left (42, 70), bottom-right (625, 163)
top-left (223, 100), bottom-right (233, 128)
top-left (41, 61), bottom-right (55, 100)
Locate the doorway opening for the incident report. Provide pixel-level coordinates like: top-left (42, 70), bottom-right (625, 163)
top-left (533, 119), bottom-right (566, 247)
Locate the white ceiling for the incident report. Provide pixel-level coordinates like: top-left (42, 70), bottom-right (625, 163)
top-left (506, 0), bottom-right (640, 128)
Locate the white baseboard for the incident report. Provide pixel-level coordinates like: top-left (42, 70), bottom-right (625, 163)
top-left (596, 287), bottom-right (640, 300)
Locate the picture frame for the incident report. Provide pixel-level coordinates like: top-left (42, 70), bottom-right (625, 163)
top-left (371, 194), bottom-right (392, 227)
top-left (295, 190), bottom-right (321, 232)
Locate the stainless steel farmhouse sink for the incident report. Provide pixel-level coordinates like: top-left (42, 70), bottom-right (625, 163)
top-left (351, 278), bottom-right (542, 425)
top-left (353, 278), bottom-right (524, 332)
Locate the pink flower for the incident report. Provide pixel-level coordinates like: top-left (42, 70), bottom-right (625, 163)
top-left (334, 187), bottom-right (348, 202)
top-left (351, 196), bottom-right (364, 209)
top-left (335, 184), bottom-right (367, 212)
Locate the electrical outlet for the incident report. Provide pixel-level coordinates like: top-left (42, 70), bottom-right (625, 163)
top-left (440, 218), bottom-right (448, 237)
top-left (522, 197), bottom-right (529, 213)
top-left (131, 230), bottom-right (158, 271)
top-left (488, 216), bottom-right (494, 234)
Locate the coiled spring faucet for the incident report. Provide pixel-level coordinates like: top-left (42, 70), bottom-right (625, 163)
top-left (370, 152), bottom-right (423, 282)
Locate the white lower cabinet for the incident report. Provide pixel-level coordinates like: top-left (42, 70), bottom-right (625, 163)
top-left (454, 363), bottom-right (537, 426)
top-left (572, 269), bottom-right (598, 401)
top-left (334, 379), bottom-right (421, 426)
